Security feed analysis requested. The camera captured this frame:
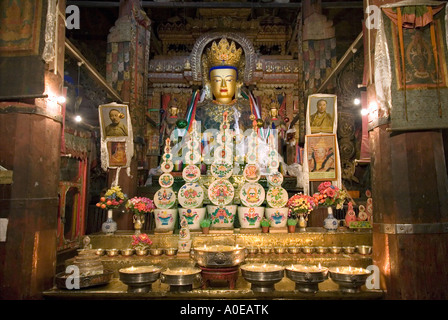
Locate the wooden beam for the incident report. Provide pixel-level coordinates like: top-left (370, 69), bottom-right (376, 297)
top-left (65, 38), bottom-right (124, 103)
top-left (317, 31), bottom-right (363, 93)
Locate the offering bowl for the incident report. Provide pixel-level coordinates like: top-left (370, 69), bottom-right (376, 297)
top-left (240, 263), bottom-right (285, 293)
top-left (286, 264), bottom-right (329, 293)
top-left (119, 265), bottom-right (162, 293)
top-left (329, 266), bottom-right (372, 293)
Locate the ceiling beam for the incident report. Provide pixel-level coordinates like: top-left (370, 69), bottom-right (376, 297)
top-left (65, 38), bottom-right (124, 103)
top-left (67, 1), bottom-right (364, 9)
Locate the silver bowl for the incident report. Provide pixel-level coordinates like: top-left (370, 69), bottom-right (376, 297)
top-left (161, 267), bottom-right (202, 292)
top-left (246, 247), bottom-right (259, 254)
top-left (95, 248), bottom-right (105, 256)
top-left (119, 265), bottom-right (162, 293)
top-left (191, 245), bottom-right (246, 267)
top-left (274, 247), bottom-right (286, 254)
top-left (302, 247), bottom-right (315, 254)
top-left (316, 247), bottom-right (328, 254)
top-left (286, 264), bottom-right (329, 293)
top-left (240, 264), bottom-right (285, 293)
top-left (106, 249), bottom-right (120, 257)
top-left (121, 248), bottom-right (135, 256)
top-left (329, 267), bottom-right (372, 293)
top-left (288, 247), bottom-right (301, 254)
top-left (260, 247), bottom-right (272, 254)
top-left (149, 248), bottom-right (164, 256)
top-left (164, 248), bottom-right (178, 256)
top-left (343, 246), bottom-right (356, 254)
top-left (329, 246), bottom-right (342, 254)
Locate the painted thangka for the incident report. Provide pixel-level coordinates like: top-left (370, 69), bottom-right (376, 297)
top-left (99, 102), bottom-right (134, 175)
top-left (0, 0), bottom-right (45, 98)
top-left (375, 1), bottom-right (448, 130)
top-left (303, 94), bottom-right (342, 191)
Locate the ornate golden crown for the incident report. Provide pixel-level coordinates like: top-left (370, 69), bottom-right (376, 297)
top-left (205, 38), bottom-right (243, 68)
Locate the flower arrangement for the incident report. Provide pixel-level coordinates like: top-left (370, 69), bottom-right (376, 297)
top-left (131, 233), bottom-right (153, 250)
top-left (287, 193), bottom-right (318, 220)
top-left (313, 181), bottom-right (347, 209)
top-left (96, 185), bottom-right (127, 209)
top-left (125, 197), bottom-right (155, 216)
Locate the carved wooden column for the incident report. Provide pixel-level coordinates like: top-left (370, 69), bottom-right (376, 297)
top-left (366, 0), bottom-right (448, 299)
top-left (106, 0), bottom-right (151, 230)
top-left (0, 0), bottom-right (66, 299)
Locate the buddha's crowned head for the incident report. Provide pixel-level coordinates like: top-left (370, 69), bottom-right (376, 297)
top-left (204, 38), bottom-right (243, 104)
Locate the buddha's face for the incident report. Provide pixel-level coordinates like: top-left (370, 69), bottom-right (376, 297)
top-left (210, 67), bottom-right (237, 104)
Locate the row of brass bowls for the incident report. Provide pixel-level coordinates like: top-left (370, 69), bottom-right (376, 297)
top-left (95, 248), bottom-right (178, 257)
top-left (245, 246), bottom-right (368, 254)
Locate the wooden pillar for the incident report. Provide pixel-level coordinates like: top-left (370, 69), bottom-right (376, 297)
top-left (0, 0), bottom-right (66, 299)
top-left (370, 126), bottom-right (448, 299)
top-left (106, 0), bottom-right (151, 230)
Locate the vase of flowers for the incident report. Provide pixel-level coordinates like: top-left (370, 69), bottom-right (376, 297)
top-left (286, 193), bottom-right (317, 232)
top-left (313, 182), bottom-right (347, 232)
top-left (96, 185), bottom-right (127, 235)
top-left (131, 233), bottom-right (153, 256)
top-left (126, 197), bottom-right (155, 235)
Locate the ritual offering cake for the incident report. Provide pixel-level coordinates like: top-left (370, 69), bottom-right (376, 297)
top-left (154, 138), bottom-right (177, 232)
top-left (207, 113), bottom-right (237, 230)
top-left (178, 122), bottom-right (206, 231)
top-left (265, 134), bottom-right (288, 230)
top-left (238, 127), bottom-right (265, 230)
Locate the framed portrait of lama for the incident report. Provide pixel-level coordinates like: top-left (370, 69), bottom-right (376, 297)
top-left (306, 94), bottom-right (337, 135)
top-left (305, 134), bottom-right (338, 181)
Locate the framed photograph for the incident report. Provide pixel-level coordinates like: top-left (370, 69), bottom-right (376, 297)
top-left (100, 104), bottom-right (129, 138)
top-left (107, 141), bottom-right (127, 167)
top-left (306, 134), bottom-right (338, 181)
top-left (306, 94), bottom-right (337, 134)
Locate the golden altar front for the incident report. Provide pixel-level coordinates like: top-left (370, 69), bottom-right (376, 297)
top-left (44, 228), bottom-right (383, 300)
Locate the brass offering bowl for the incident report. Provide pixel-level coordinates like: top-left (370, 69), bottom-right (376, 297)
top-left (260, 247), bottom-right (272, 254)
top-left (119, 265), bottom-right (162, 293)
top-left (160, 267), bottom-right (202, 292)
top-left (329, 266), bottom-right (372, 293)
top-left (356, 245), bottom-right (372, 255)
top-left (135, 248), bottom-right (148, 256)
top-left (316, 247), bottom-right (328, 254)
top-left (149, 248), bottom-right (164, 256)
top-left (106, 249), bottom-right (120, 257)
top-left (121, 248), bottom-right (134, 256)
top-left (302, 246), bottom-right (315, 254)
top-left (164, 248), bottom-right (178, 256)
top-left (246, 247), bottom-right (259, 254)
top-left (274, 247), bottom-right (286, 254)
top-left (191, 245), bottom-right (246, 268)
top-left (287, 247), bottom-right (300, 254)
top-left (343, 246), bottom-right (356, 254)
top-left (95, 249), bottom-right (105, 256)
top-left (329, 246), bottom-right (342, 254)
top-left (286, 264), bottom-right (329, 293)
top-left (240, 263), bottom-right (285, 293)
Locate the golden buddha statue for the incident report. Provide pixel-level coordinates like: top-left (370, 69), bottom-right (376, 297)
top-left (194, 38), bottom-right (252, 132)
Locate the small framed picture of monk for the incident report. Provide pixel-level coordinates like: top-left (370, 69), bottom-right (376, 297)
top-left (100, 104), bottom-right (129, 138)
top-left (306, 94), bottom-right (337, 134)
top-left (107, 141), bottom-right (127, 167)
top-left (305, 134), bottom-right (338, 181)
